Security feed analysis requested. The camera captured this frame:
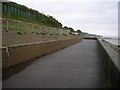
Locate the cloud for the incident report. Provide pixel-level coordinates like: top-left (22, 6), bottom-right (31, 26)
top-left (10, 0), bottom-right (119, 3)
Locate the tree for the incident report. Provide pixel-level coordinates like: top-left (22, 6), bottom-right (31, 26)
top-left (69, 27), bottom-right (74, 32)
top-left (63, 26), bottom-right (74, 32)
top-left (76, 30), bottom-right (82, 33)
top-left (63, 26), bottom-right (69, 29)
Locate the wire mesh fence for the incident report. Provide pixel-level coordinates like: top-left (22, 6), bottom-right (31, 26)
top-left (1, 18), bottom-right (70, 35)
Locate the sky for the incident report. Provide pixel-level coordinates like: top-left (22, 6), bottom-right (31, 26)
top-left (8, 0), bottom-right (119, 38)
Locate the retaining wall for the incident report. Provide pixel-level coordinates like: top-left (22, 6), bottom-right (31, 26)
top-left (2, 39), bottom-right (81, 68)
top-left (2, 47), bottom-right (8, 68)
top-left (97, 38), bottom-right (120, 88)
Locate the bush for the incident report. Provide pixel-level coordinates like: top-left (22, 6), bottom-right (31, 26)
top-left (23, 32), bottom-right (27, 34)
top-left (40, 32), bottom-right (45, 35)
top-left (36, 32), bottom-right (41, 34)
top-left (17, 31), bottom-right (27, 34)
top-left (68, 32), bottom-right (72, 35)
top-left (17, 31), bottom-right (23, 34)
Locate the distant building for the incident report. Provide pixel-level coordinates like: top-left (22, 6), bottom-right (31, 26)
top-left (72, 32), bottom-right (79, 35)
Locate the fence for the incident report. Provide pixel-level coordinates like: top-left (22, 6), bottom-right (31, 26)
top-left (1, 18), bottom-right (70, 35)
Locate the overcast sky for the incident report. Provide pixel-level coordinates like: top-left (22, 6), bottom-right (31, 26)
top-left (10, 0), bottom-right (119, 38)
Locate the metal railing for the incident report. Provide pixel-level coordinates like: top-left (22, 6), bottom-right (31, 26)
top-left (1, 18), bottom-right (70, 35)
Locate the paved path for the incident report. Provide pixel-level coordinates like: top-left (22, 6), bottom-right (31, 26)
top-left (3, 39), bottom-right (107, 88)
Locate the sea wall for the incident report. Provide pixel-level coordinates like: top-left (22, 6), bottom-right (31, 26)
top-left (97, 38), bottom-right (120, 88)
top-left (2, 38), bottom-right (81, 68)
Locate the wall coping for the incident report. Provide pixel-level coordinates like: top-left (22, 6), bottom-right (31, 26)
top-left (97, 37), bottom-right (120, 72)
top-left (7, 38), bottom-right (81, 48)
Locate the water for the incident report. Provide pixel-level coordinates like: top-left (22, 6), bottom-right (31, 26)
top-left (104, 39), bottom-right (120, 46)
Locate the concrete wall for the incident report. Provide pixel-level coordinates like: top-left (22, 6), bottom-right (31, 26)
top-left (97, 38), bottom-right (120, 88)
top-left (2, 47), bottom-right (9, 68)
top-left (2, 39), bottom-right (81, 68)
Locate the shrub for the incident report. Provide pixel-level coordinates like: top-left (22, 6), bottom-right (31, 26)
top-left (68, 32), bottom-right (72, 35)
top-left (17, 31), bottom-right (27, 34)
top-left (36, 32), bottom-right (40, 34)
top-left (40, 32), bottom-right (45, 35)
top-left (17, 31), bottom-right (24, 34)
top-left (23, 32), bottom-right (27, 34)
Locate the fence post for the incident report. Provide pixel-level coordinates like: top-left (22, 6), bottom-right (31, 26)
top-left (22, 22), bottom-right (24, 32)
top-left (7, 19), bottom-right (8, 31)
top-left (32, 24), bottom-right (34, 32)
top-left (30, 24), bottom-right (31, 33)
top-left (16, 21), bottom-right (17, 31)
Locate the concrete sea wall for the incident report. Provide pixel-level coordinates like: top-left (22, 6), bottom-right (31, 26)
top-left (2, 39), bottom-right (81, 68)
top-left (97, 38), bottom-right (120, 88)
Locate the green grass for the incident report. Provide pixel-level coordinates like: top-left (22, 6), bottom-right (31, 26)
top-left (2, 13), bottom-right (63, 29)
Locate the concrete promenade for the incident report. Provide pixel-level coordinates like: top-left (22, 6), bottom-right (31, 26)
top-left (3, 39), bottom-right (107, 88)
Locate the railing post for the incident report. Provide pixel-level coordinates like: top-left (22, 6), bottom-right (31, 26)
top-left (32, 24), bottom-right (34, 33)
top-left (22, 22), bottom-right (24, 32)
top-left (16, 21), bottom-right (17, 31)
top-left (7, 19), bottom-right (8, 31)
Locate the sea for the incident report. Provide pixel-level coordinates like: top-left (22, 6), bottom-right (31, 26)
top-left (104, 38), bottom-right (120, 46)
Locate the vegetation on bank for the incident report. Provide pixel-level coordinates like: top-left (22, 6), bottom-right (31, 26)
top-left (2, 1), bottom-right (84, 34)
top-left (2, 2), bottom-right (62, 28)
top-left (63, 26), bottom-right (82, 34)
